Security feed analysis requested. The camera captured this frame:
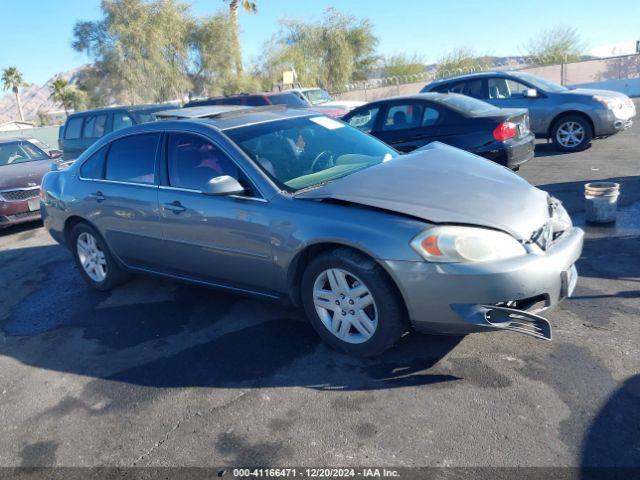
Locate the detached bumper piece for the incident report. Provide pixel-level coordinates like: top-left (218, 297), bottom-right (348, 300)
top-left (452, 303), bottom-right (553, 341)
top-left (481, 305), bottom-right (552, 341)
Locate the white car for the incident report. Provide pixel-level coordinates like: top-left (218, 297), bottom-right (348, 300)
top-left (291, 87), bottom-right (365, 111)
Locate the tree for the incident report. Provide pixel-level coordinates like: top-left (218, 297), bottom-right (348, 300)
top-left (383, 53), bottom-right (425, 78)
top-left (525, 26), bottom-right (586, 66)
top-left (73, 0), bottom-right (193, 104)
top-left (2, 67), bottom-right (26, 121)
top-left (435, 48), bottom-right (490, 79)
top-left (49, 78), bottom-right (87, 116)
top-left (224, 0), bottom-right (256, 76)
top-left (260, 8), bottom-right (379, 90)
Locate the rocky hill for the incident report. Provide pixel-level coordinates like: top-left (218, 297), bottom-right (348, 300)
top-left (0, 66), bottom-right (88, 124)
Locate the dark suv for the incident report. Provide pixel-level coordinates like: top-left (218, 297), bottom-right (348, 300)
top-left (58, 104), bottom-right (179, 160)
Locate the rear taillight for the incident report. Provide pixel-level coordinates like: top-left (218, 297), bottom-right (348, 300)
top-left (493, 121), bottom-right (517, 141)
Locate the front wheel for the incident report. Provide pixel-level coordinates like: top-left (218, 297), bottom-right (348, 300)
top-left (551, 115), bottom-right (593, 152)
top-left (301, 249), bottom-right (407, 357)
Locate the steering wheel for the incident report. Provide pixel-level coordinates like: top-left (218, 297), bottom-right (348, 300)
top-left (310, 150), bottom-right (335, 173)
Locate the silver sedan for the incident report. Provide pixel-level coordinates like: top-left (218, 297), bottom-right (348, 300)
top-left (41, 106), bottom-right (583, 356)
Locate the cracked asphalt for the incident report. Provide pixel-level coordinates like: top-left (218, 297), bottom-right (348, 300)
top-left (0, 108), bottom-right (639, 468)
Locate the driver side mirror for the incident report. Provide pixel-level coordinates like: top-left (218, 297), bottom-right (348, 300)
top-left (523, 88), bottom-right (538, 98)
top-left (203, 175), bottom-right (245, 196)
top-left (49, 149), bottom-right (63, 159)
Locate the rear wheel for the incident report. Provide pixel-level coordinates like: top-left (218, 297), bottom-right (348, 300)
top-left (70, 223), bottom-right (128, 291)
top-left (301, 248), bottom-right (407, 357)
top-left (551, 115), bottom-right (592, 152)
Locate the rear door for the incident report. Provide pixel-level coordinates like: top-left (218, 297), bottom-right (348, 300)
top-left (373, 100), bottom-right (442, 153)
top-left (157, 131), bottom-right (274, 291)
top-left (77, 133), bottom-right (165, 269)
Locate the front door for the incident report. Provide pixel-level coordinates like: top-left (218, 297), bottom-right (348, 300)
top-left (485, 77), bottom-right (549, 133)
top-left (157, 132), bottom-right (274, 292)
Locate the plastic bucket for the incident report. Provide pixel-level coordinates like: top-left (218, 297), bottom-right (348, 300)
top-left (584, 182), bottom-right (620, 223)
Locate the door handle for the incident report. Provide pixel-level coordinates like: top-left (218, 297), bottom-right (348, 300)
top-left (163, 201), bottom-right (186, 213)
top-left (89, 191), bottom-right (105, 202)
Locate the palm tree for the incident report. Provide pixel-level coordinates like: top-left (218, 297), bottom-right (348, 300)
top-left (50, 78), bottom-right (72, 116)
top-left (2, 67), bottom-right (26, 121)
top-left (224, 0), bottom-right (257, 76)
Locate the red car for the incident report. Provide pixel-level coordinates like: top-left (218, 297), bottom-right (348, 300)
top-left (0, 137), bottom-right (61, 228)
top-left (184, 92), bottom-right (348, 118)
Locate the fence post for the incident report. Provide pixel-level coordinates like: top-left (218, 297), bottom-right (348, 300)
top-left (364, 82), bottom-right (367, 102)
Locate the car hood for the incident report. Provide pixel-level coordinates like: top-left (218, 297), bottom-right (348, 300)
top-left (0, 160), bottom-right (54, 190)
top-left (564, 87), bottom-right (630, 100)
top-left (296, 143), bottom-right (550, 240)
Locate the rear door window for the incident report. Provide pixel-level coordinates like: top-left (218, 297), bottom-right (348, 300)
top-left (382, 103), bottom-right (424, 131)
top-left (82, 114), bottom-right (108, 139)
top-left (105, 133), bottom-right (160, 184)
top-left (113, 112), bottom-right (134, 131)
top-left (64, 117), bottom-right (84, 139)
top-left (421, 106), bottom-right (441, 126)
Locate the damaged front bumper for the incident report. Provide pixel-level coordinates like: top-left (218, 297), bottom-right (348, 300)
top-left (384, 227), bottom-right (584, 340)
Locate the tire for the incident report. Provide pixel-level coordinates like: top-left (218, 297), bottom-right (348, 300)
top-left (551, 115), bottom-right (593, 152)
top-left (70, 222), bottom-right (128, 291)
top-left (301, 248), bottom-right (408, 357)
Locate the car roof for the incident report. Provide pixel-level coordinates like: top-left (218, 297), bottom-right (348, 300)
top-left (353, 92), bottom-right (454, 105)
top-left (427, 70), bottom-right (521, 86)
top-left (67, 103), bottom-right (179, 117)
top-left (108, 106), bottom-right (315, 134)
top-left (155, 105), bottom-right (250, 119)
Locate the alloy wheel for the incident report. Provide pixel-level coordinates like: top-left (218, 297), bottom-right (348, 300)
top-left (312, 268), bottom-right (378, 344)
top-left (556, 121), bottom-right (585, 148)
top-left (76, 232), bottom-right (107, 282)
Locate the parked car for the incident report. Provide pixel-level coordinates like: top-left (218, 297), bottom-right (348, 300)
top-left (343, 93), bottom-right (534, 169)
top-left (58, 103), bottom-right (180, 160)
top-left (288, 87), bottom-right (365, 111)
top-left (185, 92), bottom-right (348, 118)
top-left (0, 137), bottom-right (59, 228)
top-left (41, 106), bottom-right (583, 356)
top-left (421, 71), bottom-right (636, 152)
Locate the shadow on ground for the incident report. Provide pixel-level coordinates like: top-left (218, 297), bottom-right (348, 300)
top-left (581, 374), bottom-right (640, 473)
top-left (0, 244), bottom-right (465, 392)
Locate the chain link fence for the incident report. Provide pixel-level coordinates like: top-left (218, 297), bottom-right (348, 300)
top-left (333, 54), bottom-right (640, 102)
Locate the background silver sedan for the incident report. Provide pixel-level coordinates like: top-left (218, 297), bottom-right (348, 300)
top-left (41, 107), bottom-right (583, 356)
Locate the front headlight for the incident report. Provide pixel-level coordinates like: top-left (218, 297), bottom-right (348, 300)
top-left (594, 95), bottom-right (620, 111)
top-left (410, 226), bottom-right (527, 263)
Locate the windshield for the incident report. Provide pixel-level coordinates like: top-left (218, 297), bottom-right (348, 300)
top-left (304, 89), bottom-right (333, 105)
top-left (225, 115), bottom-right (398, 192)
top-left (0, 141), bottom-right (49, 166)
top-left (513, 72), bottom-right (568, 92)
top-left (438, 94), bottom-right (499, 115)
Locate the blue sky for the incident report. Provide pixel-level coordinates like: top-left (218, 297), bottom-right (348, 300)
top-left (1, 0), bottom-right (639, 85)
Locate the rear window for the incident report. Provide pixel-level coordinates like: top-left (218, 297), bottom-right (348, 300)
top-left (438, 94), bottom-right (499, 115)
top-left (244, 96), bottom-right (269, 106)
top-left (268, 93), bottom-right (307, 108)
top-left (105, 133), bottom-right (160, 184)
top-left (64, 117), bottom-right (84, 139)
